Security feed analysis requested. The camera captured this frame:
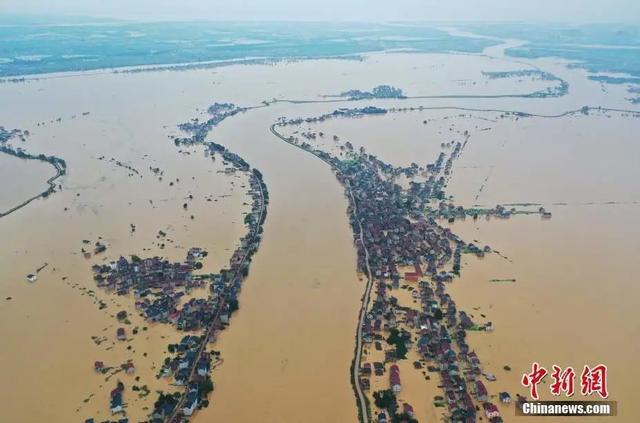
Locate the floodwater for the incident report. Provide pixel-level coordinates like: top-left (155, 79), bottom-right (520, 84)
top-left (267, 45), bottom-right (640, 421)
top-left (197, 105), bottom-right (362, 422)
top-left (446, 111), bottom-right (640, 421)
top-left (0, 36), bottom-right (638, 423)
top-left (0, 153), bottom-right (56, 212)
top-left (313, 107), bottom-right (640, 422)
top-left (0, 71), bottom-right (253, 422)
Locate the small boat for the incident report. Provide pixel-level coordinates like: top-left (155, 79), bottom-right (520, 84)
top-left (26, 274), bottom-right (37, 282)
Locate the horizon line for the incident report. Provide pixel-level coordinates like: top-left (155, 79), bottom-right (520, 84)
top-left (1, 13), bottom-right (639, 25)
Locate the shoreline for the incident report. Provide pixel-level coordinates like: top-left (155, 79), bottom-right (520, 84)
top-left (0, 53), bottom-right (367, 83)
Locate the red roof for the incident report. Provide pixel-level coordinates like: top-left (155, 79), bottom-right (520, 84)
top-left (484, 403), bottom-right (499, 413)
top-left (389, 364), bottom-right (401, 384)
top-left (476, 380), bottom-right (488, 397)
top-left (404, 272), bottom-right (419, 282)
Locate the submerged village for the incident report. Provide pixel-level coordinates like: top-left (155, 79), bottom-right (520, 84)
top-left (3, 13), bottom-right (640, 420)
top-left (271, 102), bottom-right (547, 423)
top-left (84, 103), bottom-right (268, 423)
top-left (6, 77), bottom-right (629, 422)
top-left (10, 84), bottom-right (631, 423)
top-left (80, 92), bottom-right (556, 423)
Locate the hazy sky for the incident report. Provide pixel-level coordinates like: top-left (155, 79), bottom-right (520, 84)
top-left (2, 0), bottom-right (640, 22)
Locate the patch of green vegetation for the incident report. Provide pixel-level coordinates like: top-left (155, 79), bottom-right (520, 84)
top-left (393, 413), bottom-right (419, 423)
top-left (433, 308), bottom-right (443, 320)
top-left (198, 378), bottom-right (214, 396)
top-left (386, 328), bottom-right (410, 359)
top-left (373, 389), bottom-right (398, 415)
top-left (229, 298), bottom-right (239, 313)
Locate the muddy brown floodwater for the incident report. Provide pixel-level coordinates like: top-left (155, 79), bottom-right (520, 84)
top-left (0, 36), bottom-right (639, 422)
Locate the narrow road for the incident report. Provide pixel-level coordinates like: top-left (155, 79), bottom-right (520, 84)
top-left (347, 180), bottom-right (374, 423)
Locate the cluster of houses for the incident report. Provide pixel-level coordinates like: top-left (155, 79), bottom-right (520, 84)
top-left (151, 116), bottom-right (266, 422)
top-left (159, 336), bottom-right (210, 384)
top-left (147, 335), bottom-right (212, 420)
top-left (174, 102), bottom-right (248, 145)
top-left (278, 110), bottom-right (511, 422)
top-left (89, 131), bottom-right (267, 421)
top-left (149, 163), bottom-right (266, 422)
top-left (433, 200), bottom-right (555, 224)
top-left (277, 106), bottom-right (389, 130)
top-left (337, 84), bottom-right (406, 100)
top-left (92, 249), bottom-right (204, 296)
top-left (330, 142), bottom-right (459, 285)
top-left (92, 249), bottom-right (219, 333)
top-left (0, 126), bottom-right (28, 143)
top-left (361, 270), bottom-right (508, 422)
top-left (341, 152), bottom-right (505, 421)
